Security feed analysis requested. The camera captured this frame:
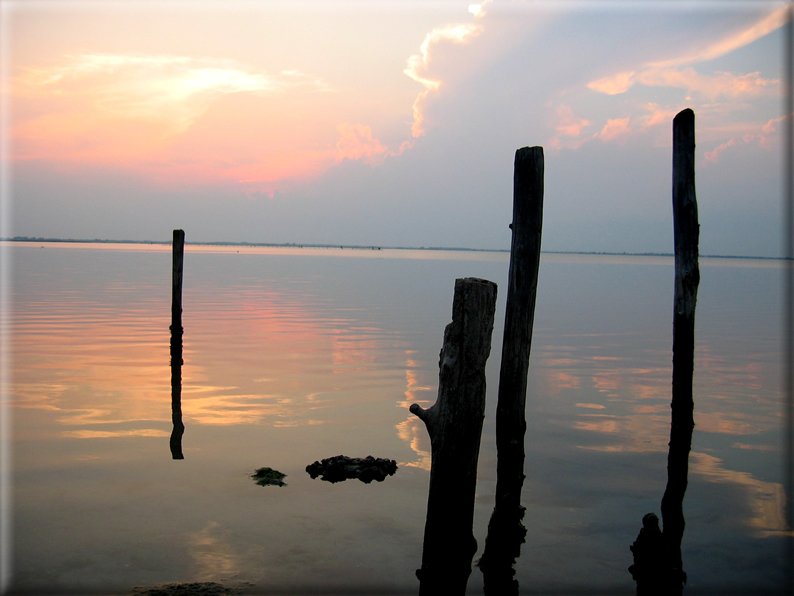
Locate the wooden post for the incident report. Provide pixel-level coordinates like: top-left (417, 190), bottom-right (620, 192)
top-left (661, 108), bottom-right (699, 591)
top-left (170, 229), bottom-right (185, 459)
top-left (410, 277), bottom-right (498, 595)
top-left (479, 146), bottom-right (543, 594)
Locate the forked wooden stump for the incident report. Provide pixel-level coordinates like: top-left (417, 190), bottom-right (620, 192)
top-left (411, 277), bottom-right (497, 595)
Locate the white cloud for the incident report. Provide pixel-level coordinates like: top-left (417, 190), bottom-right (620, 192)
top-left (404, 21), bottom-right (484, 137)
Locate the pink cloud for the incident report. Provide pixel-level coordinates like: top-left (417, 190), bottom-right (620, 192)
top-left (648, 6), bottom-right (790, 68)
top-left (762, 113), bottom-right (790, 134)
top-left (555, 104), bottom-right (591, 137)
top-left (587, 5), bottom-right (787, 100)
top-left (587, 71), bottom-right (636, 95)
top-left (634, 67), bottom-right (778, 101)
top-left (703, 112), bottom-right (790, 164)
top-left (547, 104), bottom-right (593, 151)
top-left (335, 123), bottom-right (388, 165)
top-left (596, 117), bottom-right (632, 143)
top-left (704, 138), bottom-right (737, 163)
top-left (637, 103), bottom-right (680, 129)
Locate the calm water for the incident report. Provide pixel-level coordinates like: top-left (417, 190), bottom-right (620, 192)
top-left (5, 242), bottom-right (788, 594)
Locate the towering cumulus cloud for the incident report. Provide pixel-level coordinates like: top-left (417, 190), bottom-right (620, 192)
top-left (402, 2), bottom-right (492, 137)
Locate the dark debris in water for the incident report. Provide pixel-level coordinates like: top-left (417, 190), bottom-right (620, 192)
top-left (131, 582), bottom-right (246, 596)
top-left (251, 466), bottom-right (287, 487)
top-left (306, 455), bottom-right (398, 483)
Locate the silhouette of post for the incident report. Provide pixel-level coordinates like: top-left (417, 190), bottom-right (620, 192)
top-left (410, 277), bottom-right (497, 595)
top-left (478, 146), bottom-right (544, 594)
top-left (660, 109), bottom-right (699, 592)
top-left (170, 229), bottom-right (185, 459)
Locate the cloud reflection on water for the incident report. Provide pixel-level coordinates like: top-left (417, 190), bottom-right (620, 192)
top-left (530, 313), bottom-right (787, 550)
top-left (393, 349), bottom-right (434, 470)
top-left (395, 418), bottom-right (432, 471)
top-left (689, 452), bottom-right (787, 537)
top-left (63, 429), bottom-right (171, 439)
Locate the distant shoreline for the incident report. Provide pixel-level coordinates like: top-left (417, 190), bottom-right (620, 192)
top-left (1, 236), bottom-right (787, 261)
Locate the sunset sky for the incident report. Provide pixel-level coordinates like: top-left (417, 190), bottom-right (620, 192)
top-left (1, 0), bottom-right (790, 256)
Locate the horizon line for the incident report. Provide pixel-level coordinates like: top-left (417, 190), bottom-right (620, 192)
top-left (1, 236), bottom-right (787, 261)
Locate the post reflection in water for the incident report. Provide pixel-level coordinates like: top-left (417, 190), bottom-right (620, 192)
top-left (629, 428), bottom-right (691, 596)
top-left (170, 319), bottom-right (185, 460)
top-left (170, 229), bottom-right (185, 460)
top-left (477, 481), bottom-right (527, 595)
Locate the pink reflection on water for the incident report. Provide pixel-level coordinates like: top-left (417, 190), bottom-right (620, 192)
top-left (689, 452), bottom-right (789, 537)
top-left (11, 266), bottom-right (409, 438)
top-left (533, 327), bottom-right (780, 455)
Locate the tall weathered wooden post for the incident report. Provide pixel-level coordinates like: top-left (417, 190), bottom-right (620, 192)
top-left (479, 146), bottom-right (544, 594)
top-left (661, 108), bottom-right (699, 593)
top-left (410, 277), bottom-right (497, 595)
top-left (170, 229), bottom-right (185, 460)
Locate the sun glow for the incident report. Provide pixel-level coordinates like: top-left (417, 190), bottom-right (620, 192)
top-left (8, 51), bottom-right (404, 193)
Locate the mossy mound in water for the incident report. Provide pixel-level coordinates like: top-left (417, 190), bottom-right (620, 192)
top-left (251, 467), bottom-right (287, 487)
top-left (131, 582), bottom-right (243, 595)
top-left (306, 455), bottom-right (397, 483)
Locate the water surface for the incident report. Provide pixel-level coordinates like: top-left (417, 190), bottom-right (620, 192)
top-left (6, 242), bottom-right (787, 594)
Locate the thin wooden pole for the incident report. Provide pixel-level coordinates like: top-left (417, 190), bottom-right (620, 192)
top-left (661, 108), bottom-right (699, 593)
top-left (479, 146), bottom-right (544, 594)
top-left (170, 229), bottom-right (185, 459)
top-left (410, 277), bottom-right (497, 595)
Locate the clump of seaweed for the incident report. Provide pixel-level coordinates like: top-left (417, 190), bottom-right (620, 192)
top-left (251, 467), bottom-right (287, 487)
top-left (131, 582), bottom-right (244, 595)
top-left (306, 455), bottom-right (397, 483)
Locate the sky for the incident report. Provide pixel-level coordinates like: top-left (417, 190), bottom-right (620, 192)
top-left (1, 0), bottom-right (791, 256)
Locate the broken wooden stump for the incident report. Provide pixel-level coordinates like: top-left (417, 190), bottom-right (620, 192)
top-left (410, 277), bottom-right (498, 595)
